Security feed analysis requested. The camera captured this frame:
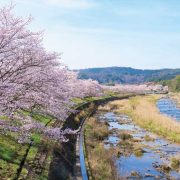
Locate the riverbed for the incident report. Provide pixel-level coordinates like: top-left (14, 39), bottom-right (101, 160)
top-left (94, 110), bottom-right (180, 179)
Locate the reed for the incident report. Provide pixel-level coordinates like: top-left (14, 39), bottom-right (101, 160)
top-left (84, 117), bottom-right (119, 180)
top-left (110, 95), bottom-right (180, 143)
top-left (169, 92), bottom-right (180, 107)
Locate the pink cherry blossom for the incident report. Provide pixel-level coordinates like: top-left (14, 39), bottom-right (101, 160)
top-left (0, 4), bottom-right (103, 143)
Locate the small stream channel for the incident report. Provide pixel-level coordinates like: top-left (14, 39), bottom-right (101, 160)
top-left (157, 98), bottom-right (180, 121)
top-left (94, 101), bottom-right (180, 179)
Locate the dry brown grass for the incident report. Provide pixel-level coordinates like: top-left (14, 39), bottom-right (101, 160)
top-left (98, 104), bottom-right (112, 111)
top-left (170, 155), bottom-right (180, 170)
top-left (85, 117), bottom-right (109, 141)
top-left (84, 117), bottom-right (119, 180)
top-left (109, 95), bottom-right (180, 143)
top-left (98, 103), bottom-right (118, 112)
top-left (169, 92), bottom-right (180, 107)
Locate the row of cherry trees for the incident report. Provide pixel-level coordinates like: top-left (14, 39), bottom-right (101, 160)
top-left (0, 5), bottom-right (103, 143)
top-left (102, 84), bottom-right (168, 94)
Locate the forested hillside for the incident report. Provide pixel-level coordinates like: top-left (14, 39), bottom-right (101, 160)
top-left (77, 67), bottom-right (180, 84)
top-left (159, 75), bottom-right (180, 92)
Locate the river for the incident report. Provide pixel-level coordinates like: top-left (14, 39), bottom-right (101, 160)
top-left (157, 98), bottom-right (180, 121)
top-left (94, 107), bottom-right (180, 179)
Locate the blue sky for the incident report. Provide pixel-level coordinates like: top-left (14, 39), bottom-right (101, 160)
top-left (0, 0), bottom-right (180, 69)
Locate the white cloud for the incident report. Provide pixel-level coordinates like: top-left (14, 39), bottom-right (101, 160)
top-left (43, 0), bottom-right (96, 9)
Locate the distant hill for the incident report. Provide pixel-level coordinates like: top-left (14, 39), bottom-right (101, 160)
top-left (77, 67), bottom-right (180, 84)
top-left (159, 75), bottom-right (180, 92)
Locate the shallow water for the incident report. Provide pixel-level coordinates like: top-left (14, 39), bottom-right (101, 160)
top-left (117, 153), bottom-right (163, 179)
top-left (157, 98), bottom-right (180, 121)
top-left (95, 111), bottom-right (180, 179)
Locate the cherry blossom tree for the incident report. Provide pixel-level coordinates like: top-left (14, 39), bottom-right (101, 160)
top-left (0, 5), bottom-right (103, 143)
top-left (102, 83), bottom-right (168, 94)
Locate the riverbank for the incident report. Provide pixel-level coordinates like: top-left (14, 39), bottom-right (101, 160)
top-left (84, 102), bottom-right (180, 179)
top-left (109, 95), bottom-right (180, 143)
top-left (84, 117), bottom-right (118, 180)
top-left (0, 94), bottom-right (118, 180)
top-left (169, 92), bottom-right (180, 107)
top-left (49, 94), bottom-right (136, 180)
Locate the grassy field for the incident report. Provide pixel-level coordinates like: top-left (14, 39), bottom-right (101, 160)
top-left (109, 95), bottom-right (180, 143)
top-left (0, 112), bottom-right (55, 180)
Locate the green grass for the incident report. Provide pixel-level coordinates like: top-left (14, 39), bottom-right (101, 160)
top-left (0, 110), bottom-right (54, 179)
top-left (31, 133), bottom-right (42, 145)
top-left (22, 110), bottom-right (54, 125)
top-left (0, 116), bottom-right (9, 120)
top-left (0, 134), bottom-right (28, 179)
top-left (0, 136), bottom-right (28, 163)
top-left (72, 93), bottom-right (123, 109)
top-left (37, 153), bottom-right (53, 180)
top-left (26, 146), bottom-right (38, 163)
top-left (0, 159), bottom-right (20, 180)
top-left (32, 113), bottom-right (53, 125)
top-left (71, 97), bottom-right (86, 104)
top-left (0, 145), bottom-right (16, 162)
